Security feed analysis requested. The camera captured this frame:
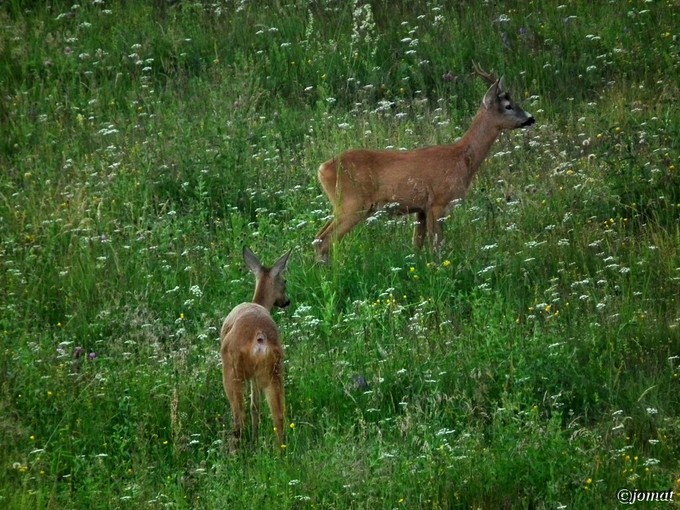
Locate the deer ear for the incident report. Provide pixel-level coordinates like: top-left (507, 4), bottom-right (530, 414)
top-left (243, 246), bottom-right (263, 275)
top-left (483, 80), bottom-right (500, 108)
top-left (271, 249), bottom-right (292, 277)
top-left (498, 76), bottom-right (507, 93)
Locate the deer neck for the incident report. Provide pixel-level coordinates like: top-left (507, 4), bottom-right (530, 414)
top-left (252, 286), bottom-right (274, 312)
top-left (458, 107), bottom-right (502, 176)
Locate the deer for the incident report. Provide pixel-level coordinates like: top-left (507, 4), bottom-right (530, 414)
top-left (220, 246), bottom-right (292, 451)
top-left (313, 63), bottom-right (535, 263)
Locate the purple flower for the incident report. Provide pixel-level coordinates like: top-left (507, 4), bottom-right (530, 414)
top-left (88, 352), bottom-right (97, 360)
top-left (74, 346), bottom-right (84, 359)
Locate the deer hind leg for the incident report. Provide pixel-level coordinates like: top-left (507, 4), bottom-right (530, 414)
top-left (315, 200), bottom-right (367, 263)
top-left (264, 376), bottom-right (285, 448)
top-left (314, 161), bottom-right (338, 251)
top-left (412, 210), bottom-right (427, 249)
top-left (222, 361), bottom-right (246, 447)
top-left (314, 219), bottom-right (334, 249)
top-left (250, 381), bottom-right (261, 442)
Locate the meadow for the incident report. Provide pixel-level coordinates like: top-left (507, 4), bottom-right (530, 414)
top-left (0, 1), bottom-right (678, 508)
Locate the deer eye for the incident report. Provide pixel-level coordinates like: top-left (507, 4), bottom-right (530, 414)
top-left (505, 104), bottom-right (513, 110)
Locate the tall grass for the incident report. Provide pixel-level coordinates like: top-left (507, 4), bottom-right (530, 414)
top-left (1, 1), bottom-right (678, 508)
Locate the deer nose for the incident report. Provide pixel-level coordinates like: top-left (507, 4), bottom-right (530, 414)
top-left (521, 116), bottom-right (535, 127)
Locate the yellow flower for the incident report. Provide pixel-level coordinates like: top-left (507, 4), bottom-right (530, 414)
top-left (289, 423), bottom-right (296, 429)
top-left (280, 444), bottom-right (287, 449)
top-left (442, 260), bottom-right (451, 267)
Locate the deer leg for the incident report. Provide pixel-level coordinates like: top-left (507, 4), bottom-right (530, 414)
top-left (314, 219), bottom-right (336, 263)
top-left (315, 203), bottom-right (367, 263)
top-left (426, 206), bottom-right (445, 251)
top-left (313, 218), bottom-right (334, 259)
top-left (412, 210), bottom-right (427, 249)
top-left (250, 381), bottom-right (261, 442)
top-left (222, 361), bottom-right (246, 447)
top-left (264, 376), bottom-right (286, 449)
top-left (314, 219), bottom-right (334, 243)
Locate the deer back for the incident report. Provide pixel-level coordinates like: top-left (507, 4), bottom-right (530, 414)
top-left (220, 302), bottom-right (283, 381)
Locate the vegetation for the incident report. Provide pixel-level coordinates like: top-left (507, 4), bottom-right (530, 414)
top-left (1, 1), bottom-right (678, 508)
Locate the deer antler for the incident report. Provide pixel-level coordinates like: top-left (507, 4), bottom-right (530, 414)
top-left (472, 62), bottom-right (498, 85)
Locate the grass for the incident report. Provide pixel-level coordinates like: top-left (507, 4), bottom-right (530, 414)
top-left (1, 0), bottom-right (679, 508)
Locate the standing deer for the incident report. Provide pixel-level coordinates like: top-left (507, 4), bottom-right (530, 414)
top-left (220, 247), bottom-right (292, 450)
top-left (313, 64), bottom-right (535, 263)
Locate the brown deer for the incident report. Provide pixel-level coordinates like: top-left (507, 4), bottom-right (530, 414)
top-left (313, 64), bottom-right (535, 263)
top-left (220, 247), bottom-right (292, 450)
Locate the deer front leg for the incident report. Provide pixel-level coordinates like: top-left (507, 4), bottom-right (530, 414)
top-left (426, 206), bottom-right (445, 250)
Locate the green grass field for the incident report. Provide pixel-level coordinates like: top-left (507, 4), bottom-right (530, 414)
top-left (1, 1), bottom-right (678, 508)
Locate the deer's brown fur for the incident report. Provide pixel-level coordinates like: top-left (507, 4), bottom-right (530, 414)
top-left (220, 247), bottom-right (291, 450)
top-left (314, 65), bottom-right (535, 263)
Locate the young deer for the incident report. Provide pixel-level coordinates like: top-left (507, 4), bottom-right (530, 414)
top-left (313, 64), bottom-right (535, 263)
top-left (220, 247), bottom-right (292, 450)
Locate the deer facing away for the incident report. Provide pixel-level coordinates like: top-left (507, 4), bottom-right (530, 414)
top-left (220, 247), bottom-right (291, 450)
top-left (313, 65), bottom-right (535, 263)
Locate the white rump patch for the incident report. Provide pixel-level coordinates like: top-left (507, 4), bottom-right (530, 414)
top-left (252, 331), bottom-right (269, 356)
